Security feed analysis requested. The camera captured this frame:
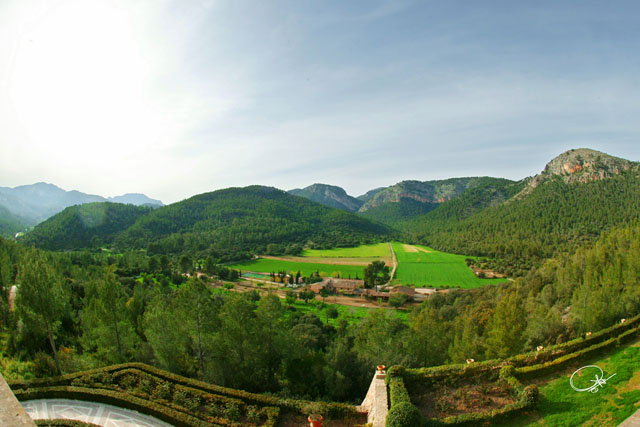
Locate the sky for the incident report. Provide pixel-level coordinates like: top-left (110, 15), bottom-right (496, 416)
top-left (2, 0), bottom-right (640, 204)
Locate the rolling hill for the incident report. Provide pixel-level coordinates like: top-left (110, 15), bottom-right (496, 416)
top-left (19, 203), bottom-right (155, 250)
top-left (22, 186), bottom-right (394, 260)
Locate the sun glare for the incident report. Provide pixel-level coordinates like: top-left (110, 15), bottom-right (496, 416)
top-left (8, 1), bottom-right (165, 163)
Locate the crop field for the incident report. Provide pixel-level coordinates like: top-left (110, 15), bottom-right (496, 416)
top-left (230, 258), bottom-right (365, 278)
top-left (392, 243), bottom-right (508, 289)
top-left (229, 242), bottom-right (507, 287)
top-left (302, 242), bottom-right (391, 258)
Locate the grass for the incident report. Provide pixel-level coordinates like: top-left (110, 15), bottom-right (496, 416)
top-left (229, 258), bottom-right (365, 279)
top-left (302, 242), bottom-right (391, 258)
top-left (498, 340), bottom-right (640, 426)
top-left (285, 299), bottom-right (408, 327)
top-left (391, 242), bottom-right (508, 289)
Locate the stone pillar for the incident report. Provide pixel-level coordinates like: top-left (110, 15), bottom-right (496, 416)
top-left (358, 366), bottom-right (388, 427)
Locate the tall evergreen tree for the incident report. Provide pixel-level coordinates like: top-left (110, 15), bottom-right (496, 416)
top-left (16, 250), bottom-right (69, 375)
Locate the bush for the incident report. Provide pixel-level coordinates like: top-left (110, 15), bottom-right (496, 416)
top-left (386, 401), bottom-right (422, 427)
top-left (32, 353), bottom-right (58, 378)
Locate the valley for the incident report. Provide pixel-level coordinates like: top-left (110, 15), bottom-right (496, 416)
top-left (2, 148), bottom-right (640, 427)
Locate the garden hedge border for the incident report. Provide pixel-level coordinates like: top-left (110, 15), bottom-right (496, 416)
top-left (384, 316), bottom-right (640, 426)
top-left (35, 420), bottom-right (101, 427)
top-left (14, 386), bottom-right (215, 427)
top-left (385, 365), bottom-right (538, 426)
top-left (9, 363), bottom-right (362, 426)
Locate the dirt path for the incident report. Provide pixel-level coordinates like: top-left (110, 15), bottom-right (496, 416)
top-left (387, 243), bottom-right (397, 285)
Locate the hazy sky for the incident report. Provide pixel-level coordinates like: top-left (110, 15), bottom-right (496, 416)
top-left (2, 0), bottom-right (640, 204)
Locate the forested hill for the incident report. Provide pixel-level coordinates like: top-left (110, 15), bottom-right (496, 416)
top-left (360, 177), bottom-right (518, 228)
top-left (407, 153), bottom-right (640, 271)
top-left (20, 203), bottom-right (154, 251)
top-left (19, 186), bottom-right (388, 260)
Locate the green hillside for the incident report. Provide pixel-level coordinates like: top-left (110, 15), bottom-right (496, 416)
top-left (408, 170), bottom-right (640, 270)
top-left (117, 186), bottom-right (394, 260)
top-left (0, 205), bottom-right (31, 237)
top-left (20, 202), bottom-right (153, 250)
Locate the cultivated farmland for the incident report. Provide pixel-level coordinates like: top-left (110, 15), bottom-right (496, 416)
top-left (392, 242), bottom-right (508, 288)
top-left (230, 258), bottom-right (365, 279)
top-left (228, 241), bottom-right (507, 289)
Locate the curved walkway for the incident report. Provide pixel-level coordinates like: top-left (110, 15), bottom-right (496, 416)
top-left (22, 399), bottom-right (172, 427)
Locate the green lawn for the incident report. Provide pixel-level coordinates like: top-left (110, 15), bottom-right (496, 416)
top-left (286, 299), bottom-right (408, 327)
top-left (392, 242), bottom-right (508, 289)
top-left (498, 340), bottom-right (640, 426)
top-left (229, 258), bottom-right (365, 279)
top-left (302, 242), bottom-right (391, 258)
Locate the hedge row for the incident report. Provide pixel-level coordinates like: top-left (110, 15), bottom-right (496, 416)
top-left (385, 365), bottom-right (538, 426)
top-left (383, 317), bottom-right (640, 426)
top-left (515, 324), bottom-right (640, 380)
top-left (35, 420), bottom-right (101, 427)
top-left (385, 370), bottom-right (422, 427)
top-left (13, 386), bottom-right (215, 427)
top-left (506, 312), bottom-right (640, 368)
top-left (10, 363), bottom-right (362, 425)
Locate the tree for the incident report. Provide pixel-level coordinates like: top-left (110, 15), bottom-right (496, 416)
top-left (363, 260), bottom-right (390, 289)
top-left (485, 291), bottom-right (526, 359)
top-left (16, 251), bottom-right (69, 375)
top-left (175, 278), bottom-right (219, 378)
top-left (82, 268), bottom-right (138, 363)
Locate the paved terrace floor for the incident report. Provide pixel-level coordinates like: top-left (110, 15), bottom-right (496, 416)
top-left (22, 399), bottom-right (172, 427)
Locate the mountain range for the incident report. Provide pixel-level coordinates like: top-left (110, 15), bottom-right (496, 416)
top-left (0, 183), bottom-right (163, 236)
top-left (11, 148), bottom-right (640, 269)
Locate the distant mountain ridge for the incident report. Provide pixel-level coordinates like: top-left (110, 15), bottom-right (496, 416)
top-left (288, 184), bottom-right (364, 212)
top-left (0, 182), bottom-right (163, 237)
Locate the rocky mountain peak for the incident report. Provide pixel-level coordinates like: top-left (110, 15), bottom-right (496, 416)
top-left (523, 148), bottom-right (637, 194)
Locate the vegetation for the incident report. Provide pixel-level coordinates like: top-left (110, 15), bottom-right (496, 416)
top-left (230, 258), bottom-right (365, 279)
top-left (408, 171), bottom-right (640, 275)
top-left (302, 242), bottom-right (391, 258)
top-left (20, 203), bottom-right (153, 250)
top-left (498, 342), bottom-right (640, 426)
top-left (392, 243), bottom-right (507, 288)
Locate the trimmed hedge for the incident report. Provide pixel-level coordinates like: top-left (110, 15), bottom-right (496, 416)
top-left (10, 363), bottom-right (362, 426)
top-left (14, 386), bottom-right (216, 427)
top-left (385, 364), bottom-right (538, 426)
top-left (384, 316), bottom-right (640, 426)
top-left (35, 421), bottom-right (101, 427)
top-left (515, 324), bottom-right (640, 380)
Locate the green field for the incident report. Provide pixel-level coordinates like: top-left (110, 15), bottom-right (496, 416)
top-left (287, 300), bottom-right (408, 327)
top-left (392, 242), bottom-right (508, 289)
top-left (498, 340), bottom-right (640, 426)
top-left (230, 258), bottom-right (365, 279)
top-left (302, 242), bottom-right (391, 258)
top-left (229, 242), bottom-right (507, 288)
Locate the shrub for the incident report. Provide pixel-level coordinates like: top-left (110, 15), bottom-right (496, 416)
top-left (32, 353), bottom-right (58, 378)
top-left (386, 401), bottom-right (422, 427)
